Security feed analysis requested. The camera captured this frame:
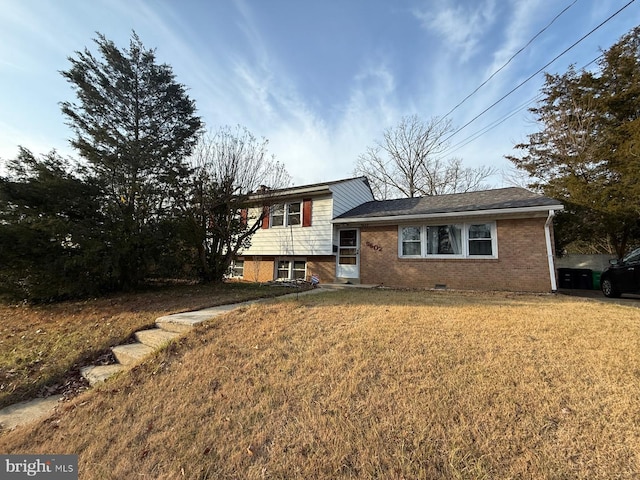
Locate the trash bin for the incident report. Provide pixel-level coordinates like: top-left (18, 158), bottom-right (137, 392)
top-left (592, 271), bottom-right (602, 290)
top-left (557, 268), bottom-right (593, 289)
top-left (573, 268), bottom-right (593, 290)
top-left (558, 268), bottom-right (573, 289)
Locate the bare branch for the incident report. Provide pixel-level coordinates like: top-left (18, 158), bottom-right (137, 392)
top-left (355, 115), bottom-right (496, 199)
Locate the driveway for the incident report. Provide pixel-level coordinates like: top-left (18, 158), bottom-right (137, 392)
top-left (558, 288), bottom-right (640, 308)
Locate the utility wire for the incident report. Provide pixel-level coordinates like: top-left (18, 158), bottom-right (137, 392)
top-left (441, 0), bottom-right (579, 120)
top-left (441, 0), bottom-right (637, 144)
top-left (440, 94), bottom-right (543, 156)
top-left (440, 53), bottom-right (602, 156)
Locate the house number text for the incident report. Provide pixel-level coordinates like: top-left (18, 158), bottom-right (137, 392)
top-left (365, 241), bottom-right (383, 252)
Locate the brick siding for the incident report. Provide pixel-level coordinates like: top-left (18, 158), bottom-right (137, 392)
top-left (239, 256), bottom-right (336, 284)
top-left (359, 218), bottom-right (554, 292)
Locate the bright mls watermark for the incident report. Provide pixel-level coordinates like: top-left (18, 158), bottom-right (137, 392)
top-left (1, 455), bottom-right (77, 479)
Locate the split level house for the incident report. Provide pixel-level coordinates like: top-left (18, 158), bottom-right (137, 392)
top-left (231, 176), bottom-right (564, 293)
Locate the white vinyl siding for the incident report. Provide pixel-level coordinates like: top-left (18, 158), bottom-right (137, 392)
top-left (241, 177), bottom-right (373, 257)
top-left (242, 196), bottom-right (333, 256)
top-left (330, 178), bottom-right (375, 217)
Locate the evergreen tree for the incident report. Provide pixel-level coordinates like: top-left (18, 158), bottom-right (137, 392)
top-left (60, 32), bottom-right (203, 288)
top-left (0, 149), bottom-right (112, 301)
top-left (508, 26), bottom-right (640, 257)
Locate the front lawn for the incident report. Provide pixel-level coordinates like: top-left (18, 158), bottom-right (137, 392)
top-left (1, 289), bottom-right (639, 478)
top-left (0, 282), bottom-right (303, 409)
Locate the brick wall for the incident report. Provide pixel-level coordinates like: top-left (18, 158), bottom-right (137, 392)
top-left (307, 257), bottom-right (336, 284)
top-left (359, 218), bottom-right (554, 292)
top-left (239, 256), bottom-right (336, 283)
top-left (241, 256), bottom-right (275, 283)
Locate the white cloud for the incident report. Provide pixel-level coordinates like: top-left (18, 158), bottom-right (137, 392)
top-left (413, 0), bottom-right (498, 62)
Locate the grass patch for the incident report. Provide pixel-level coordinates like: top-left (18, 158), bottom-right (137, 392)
top-left (0, 282), bottom-right (304, 409)
top-left (1, 289), bottom-right (639, 478)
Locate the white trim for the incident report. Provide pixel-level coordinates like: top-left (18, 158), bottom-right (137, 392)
top-left (545, 209), bottom-right (557, 291)
top-left (228, 259), bottom-right (244, 278)
top-left (275, 257), bottom-right (307, 280)
top-left (250, 186), bottom-right (331, 202)
top-left (333, 204), bottom-right (564, 225)
top-left (336, 228), bottom-right (360, 279)
top-left (398, 222), bottom-right (498, 259)
top-left (270, 201), bottom-right (302, 228)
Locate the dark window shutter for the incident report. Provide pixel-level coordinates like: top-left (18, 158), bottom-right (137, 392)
top-left (240, 208), bottom-right (248, 226)
top-left (302, 199), bottom-right (312, 227)
top-left (261, 206), bottom-right (270, 229)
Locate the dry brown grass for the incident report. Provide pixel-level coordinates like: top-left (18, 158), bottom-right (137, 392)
top-left (1, 289), bottom-right (639, 479)
top-left (0, 282), bottom-right (302, 409)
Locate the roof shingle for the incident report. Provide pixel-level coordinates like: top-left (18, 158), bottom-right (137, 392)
top-left (336, 187), bottom-right (562, 219)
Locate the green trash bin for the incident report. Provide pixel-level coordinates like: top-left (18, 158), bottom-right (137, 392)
top-left (592, 271), bottom-right (602, 290)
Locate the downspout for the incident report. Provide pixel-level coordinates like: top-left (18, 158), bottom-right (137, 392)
top-left (544, 209), bottom-right (557, 292)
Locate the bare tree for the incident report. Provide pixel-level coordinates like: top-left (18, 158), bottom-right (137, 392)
top-left (180, 125), bottom-right (291, 282)
top-left (355, 115), bottom-right (497, 199)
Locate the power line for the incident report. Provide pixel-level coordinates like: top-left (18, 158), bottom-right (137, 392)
top-left (440, 53), bottom-right (602, 156)
top-left (441, 0), bottom-right (579, 120)
top-left (441, 0), bottom-right (637, 144)
top-left (440, 94), bottom-right (542, 157)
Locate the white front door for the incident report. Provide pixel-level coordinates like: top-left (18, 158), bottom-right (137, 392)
top-left (336, 229), bottom-right (359, 280)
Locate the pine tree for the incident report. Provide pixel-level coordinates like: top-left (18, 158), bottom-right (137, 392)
top-left (60, 32), bottom-right (203, 288)
top-left (508, 26), bottom-right (640, 257)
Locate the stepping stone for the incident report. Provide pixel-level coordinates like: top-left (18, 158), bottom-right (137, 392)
top-left (111, 343), bottom-right (155, 366)
top-left (0, 395), bottom-right (63, 430)
top-left (80, 364), bottom-right (127, 386)
top-left (135, 328), bottom-right (181, 349)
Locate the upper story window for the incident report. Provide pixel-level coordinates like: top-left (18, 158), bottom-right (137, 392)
top-left (288, 202), bottom-right (301, 225)
top-left (271, 202), bottom-right (301, 228)
top-left (399, 222), bottom-right (496, 258)
top-left (271, 204), bottom-right (285, 227)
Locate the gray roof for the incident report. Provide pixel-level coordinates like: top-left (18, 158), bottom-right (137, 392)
top-left (336, 187), bottom-right (563, 220)
top-left (250, 176), bottom-right (371, 196)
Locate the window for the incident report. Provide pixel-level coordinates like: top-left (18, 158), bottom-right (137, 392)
top-left (399, 222), bottom-right (496, 258)
top-left (229, 260), bottom-right (244, 277)
top-left (288, 202), bottom-right (301, 225)
top-left (271, 204), bottom-right (285, 227)
top-left (292, 260), bottom-right (306, 279)
top-left (270, 202), bottom-right (301, 228)
top-left (468, 224), bottom-right (493, 256)
top-left (276, 259), bottom-right (307, 280)
top-left (277, 260), bottom-right (290, 279)
top-left (426, 225), bottom-right (462, 255)
top-left (401, 226), bottom-right (422, 256)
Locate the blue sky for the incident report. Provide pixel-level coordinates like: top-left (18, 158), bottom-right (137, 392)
top-left (1, 0), bottom-right (638, 187)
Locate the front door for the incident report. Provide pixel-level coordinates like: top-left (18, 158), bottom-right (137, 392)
top-left (336, 229), bottom-right (359, 280)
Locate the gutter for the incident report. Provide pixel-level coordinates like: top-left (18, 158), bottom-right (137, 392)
top-left (248, 186), bottom-right (332, 202)
top-left (544, 209), bottom-right (558, 292)
top-left (332, 204), bottom-right (564, 224)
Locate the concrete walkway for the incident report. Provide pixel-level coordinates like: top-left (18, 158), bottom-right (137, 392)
top-left (0, 285), bottom-right (358, 431)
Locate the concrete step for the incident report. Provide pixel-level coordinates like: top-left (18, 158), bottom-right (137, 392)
top-left (0, 395), bottom-right (63, 430)
top-left (80, 364), bottom-right (128, 386)
top-left (156, 312), bottom-right (212, 333)
top-left (135, 328), bottom-right (181, 349)
top-left (111, 343), bottom-right (155, 366)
